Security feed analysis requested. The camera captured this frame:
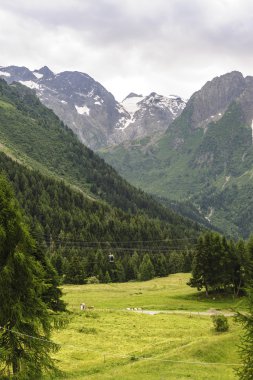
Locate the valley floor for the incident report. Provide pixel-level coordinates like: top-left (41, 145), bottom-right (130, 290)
top-left (45, 274), bottom-right (244, 379)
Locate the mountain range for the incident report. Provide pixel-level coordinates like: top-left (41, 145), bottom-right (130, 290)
top-left (0, 65), bottom-right (186, 150)
top-left (100, 71), bottom-right (253, 238)
top-left (1, 64), bottom-right (253, 238)
top-left (0, 77), bottom-right (205, 238)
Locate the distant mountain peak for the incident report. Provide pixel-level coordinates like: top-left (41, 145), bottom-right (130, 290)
top-left (123, 92), bottom-right (143, 101)
top-left (168, 94), bottom-right (181, 99)
top-left (0, 64), bottom-right (185, 149)
top-left (37, 66), bottom-right (54, 78)
top-left (148, 92), bottom-right (158, 98)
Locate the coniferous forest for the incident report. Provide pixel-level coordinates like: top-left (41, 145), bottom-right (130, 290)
top-left (0, 151), bottom-right (198, 284)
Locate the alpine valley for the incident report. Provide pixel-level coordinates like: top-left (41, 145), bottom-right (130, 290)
top-left (0, 76), bottom-right (208, 283)
top-left (1, 65), bottom-right (253, 238)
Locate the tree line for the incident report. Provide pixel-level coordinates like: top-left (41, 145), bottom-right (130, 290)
top-left (188, 231), bottom-right (253, 296)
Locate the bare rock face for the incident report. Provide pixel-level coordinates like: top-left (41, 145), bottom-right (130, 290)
top-left (186, 71), bottom-right (247, 130)
top-left (0, 66), bottom-right (186, 150)
top-left (237, 76), bottom-right (253, 124)
top-left (114, 92), bottom-right (186, 143)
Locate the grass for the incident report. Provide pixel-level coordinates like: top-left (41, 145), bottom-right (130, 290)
top-left (43, 274), bottom-right (244, 379)
top-left (0, 99), bottom-right (15, 110)
top-left (63, 273), bottom-right (245, 312)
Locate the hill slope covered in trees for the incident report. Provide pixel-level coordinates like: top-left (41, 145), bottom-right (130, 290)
top-left (0, 79), bottom-right (207, 226)
top-left (0, 79), bottom-right (204, 283)
top-left (0, 152), bottom-right (199, 283)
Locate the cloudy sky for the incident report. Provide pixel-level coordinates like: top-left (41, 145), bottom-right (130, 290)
top-left (0, 0), bottom-right (253, 101)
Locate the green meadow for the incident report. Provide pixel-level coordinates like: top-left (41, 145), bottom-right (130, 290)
top-left (46, 274), bottom-right (244, 379)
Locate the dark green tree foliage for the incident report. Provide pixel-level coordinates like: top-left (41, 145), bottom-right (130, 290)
top-left (139, 254), bottom-right (155, 281)
top-left (168, 251), bottom-right (185, 274)
top-left (246, 235), bottom-right (253, 281)
top-left (0, 175), bottom-right (59, 379)
top-left (0, 151), bottom-right (195, 284)
top-left (236, 235), bottom-right (253, 379)
top-left (188, 232), bottom-right (244, 295)
top-left (212, 315), bottom-right (229, 332)
top-left (237, 288), bottom-right (253, 380)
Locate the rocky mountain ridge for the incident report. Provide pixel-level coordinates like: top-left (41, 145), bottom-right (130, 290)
top-left (100, 71), bottom-right (253, 238)
top-left (0, 65), bottom-right (186, 149)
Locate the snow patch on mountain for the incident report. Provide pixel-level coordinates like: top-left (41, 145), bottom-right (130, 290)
top-left (19, 80), bottom-right (40, 90)
top-left (33, 72), bottom-right (43, 79)
top-left (75, 104), bottom-right (90, 116)
top-left (94, 95), bottom-right (103, 105)
top-left (122, 94), bottom-right (144, 115)
top-left (116, 92), bottom-right (186, 133)
top-left (143, 93), bottom-right (186, 118)
top-left (0, 70), bottom-right (11, 77)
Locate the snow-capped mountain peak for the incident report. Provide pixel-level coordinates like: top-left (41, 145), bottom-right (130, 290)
top-left (122, 93), bottom-right (144, 115)
top-left (0, 65), bottom-right (186, 149)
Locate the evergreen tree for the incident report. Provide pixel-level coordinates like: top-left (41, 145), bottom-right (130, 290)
top-left (168, 251), bottom-right (184, 274)
top-left (246, 235), bottom-right (253, 282)
top-left (237, 287), bottom-right (253, 380)
top-left (115, 261), bottom-right (126, 282)
top-left (104, 271), bottom-right (112, 283)
top-left (188, 232), bottom-right (226, 295)
top-left (0, 175), bottom-right (60, 379)
top-left (130, 251), bottom-right (140, 279)
top-left (139, 254), bottom-right (155, 281)
top-left (235, 239), bottom-right (247, 296)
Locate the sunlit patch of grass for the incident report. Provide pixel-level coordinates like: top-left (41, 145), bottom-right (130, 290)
top-left (63, 273), bottom-right (246, 312)
top-left (43, 274), bottom-right (243, 379)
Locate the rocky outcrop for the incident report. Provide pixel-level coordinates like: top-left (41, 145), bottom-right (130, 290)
top-left (186, 71), bottom-right (247, 130)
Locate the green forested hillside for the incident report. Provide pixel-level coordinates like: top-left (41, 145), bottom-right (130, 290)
top-left (0, 79), bottom-right (204, 283)
top-left (101, 102), bottom-right (253, 238)
top-left (0, 78), bottom-right (201, 225)
top-left (0, 152), bottom-right (198, 283)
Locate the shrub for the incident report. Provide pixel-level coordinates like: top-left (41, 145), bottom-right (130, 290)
top-left (212, 315), bottom-right (229, 332)
top-left (86, 276), bottom-right (100, 284)
top-left (78, 327), bottom-right (97, 334)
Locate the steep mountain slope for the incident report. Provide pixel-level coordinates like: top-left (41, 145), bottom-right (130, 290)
top-left (0, 78), bottom-right (204, 235)
top-left (0, 65), bottom-right (185, 149)
top-left (100, 71), bottom-right (253, 238)
top-left (0, 150), bottom-right (198, 248)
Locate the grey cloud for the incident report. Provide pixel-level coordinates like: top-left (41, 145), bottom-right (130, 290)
top-left (1, 0), bottom-right (253, 100)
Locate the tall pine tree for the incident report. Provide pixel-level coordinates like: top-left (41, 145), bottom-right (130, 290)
top-left (0, 175), bottom-right (60, 379)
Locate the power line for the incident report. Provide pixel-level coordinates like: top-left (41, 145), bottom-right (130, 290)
top-left (34, 242), bottom-right (197, 254)
top-left (30, 233), bottom-right (198, 243)
top-left (30, 233), bottom-right (198, 253)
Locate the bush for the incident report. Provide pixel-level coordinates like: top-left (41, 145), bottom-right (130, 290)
top-left (212, 315), bottom-right (229, 332)
top-left (86, 276), bottom-right (100, 284)
top-left (78, 327), bottom-right (97, 334)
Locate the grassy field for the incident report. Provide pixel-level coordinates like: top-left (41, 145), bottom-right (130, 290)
top-left (45, 274), bottom-right (244, 379)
